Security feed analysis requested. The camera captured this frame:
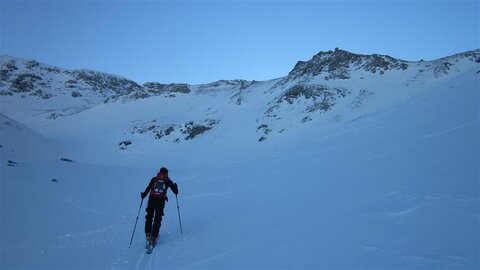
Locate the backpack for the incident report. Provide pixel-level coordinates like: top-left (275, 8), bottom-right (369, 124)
top-left (150, 174), bottom-right (168, 199)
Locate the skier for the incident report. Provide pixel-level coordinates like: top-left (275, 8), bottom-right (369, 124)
top-left (141, 167), bottom-right (178, 247)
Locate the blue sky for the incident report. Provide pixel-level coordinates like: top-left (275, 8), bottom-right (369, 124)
top-left (1, 0), bottom-right (479, 85)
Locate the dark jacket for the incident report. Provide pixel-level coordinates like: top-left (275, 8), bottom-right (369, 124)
top-left (142, 172), bottom-right (178, 200)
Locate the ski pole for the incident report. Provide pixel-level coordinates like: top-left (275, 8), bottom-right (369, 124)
top-left (175, 195), bottom-right (183, 234)
top-left (129, 198), bottom-right (144, 248)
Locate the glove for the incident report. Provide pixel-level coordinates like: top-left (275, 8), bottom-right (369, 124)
top-left (172, 183), bottom-right (178, 195)
top-left (141, 192), bottom-right (147, 199)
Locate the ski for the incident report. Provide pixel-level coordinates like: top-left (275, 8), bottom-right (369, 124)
top-left (145, 240), bottom-right (157, 254)
top-left (146, 244), bottom-right (154, 254)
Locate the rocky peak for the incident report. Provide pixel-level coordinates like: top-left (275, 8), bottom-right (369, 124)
top-left (66, 69), bottom-right (143, 96)
top-left (0, 55), bottom-right (144, 99)
top-left (288, 48), bottom-right (409, 80)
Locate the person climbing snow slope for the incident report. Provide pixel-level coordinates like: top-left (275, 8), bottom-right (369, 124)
top-left (141, 167), bottom-right (178, 247)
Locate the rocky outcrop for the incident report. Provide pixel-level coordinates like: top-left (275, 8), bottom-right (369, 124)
top-left (143, 82), bottom-right (191, 95)
top-left (195, 79), bottom-right (255, 93)
top-left (288, 48), bottom-right (410, 81)
top-left (128, 119), bottom-right (220, 143)
top-left (0, 56), bottom-right (144, 100)
top-left (267, 84), bottom-right (351, 116)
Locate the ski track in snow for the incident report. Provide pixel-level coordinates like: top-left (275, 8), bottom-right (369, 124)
top-left (382, 206), bottom-right (419, 217)
top-left (420, 118), bottom-right (479, 138)
top-left (66, 199), bottom-right (107, 216)
top-left (180, 248), bottom-right (237, 270)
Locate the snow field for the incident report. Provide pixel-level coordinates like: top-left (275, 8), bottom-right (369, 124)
top-left (1, 52), bottom-right (479, 269)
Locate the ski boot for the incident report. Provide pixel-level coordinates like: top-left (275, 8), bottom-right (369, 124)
top-left (145, 233), bottom-right (152, 249)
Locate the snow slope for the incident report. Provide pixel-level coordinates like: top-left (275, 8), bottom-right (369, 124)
top-left (2, 49), bottom-right (477, 169)
top-left (1, 50), bottom-right (479, 269)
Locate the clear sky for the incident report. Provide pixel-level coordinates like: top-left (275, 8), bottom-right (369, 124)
top-left (1, 0), bottom-right (479, 85)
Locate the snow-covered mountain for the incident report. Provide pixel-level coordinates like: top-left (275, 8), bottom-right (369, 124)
top-left (1, 49), bottom-right (478, 150)
top-left (1, 49), bottom-right (479, 269)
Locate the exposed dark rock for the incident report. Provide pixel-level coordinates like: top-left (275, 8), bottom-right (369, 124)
top-left (0, 70), bottom-right (9, 81)
top-left (143, 82), bottom-right (191, 95)
top-left (164, 126), bottom-right (175, 135)
top-left (301, 116), bottom-right (312, 123)
top-left (155, 126), bottom-right (175, 139)
top-left (132, 121), bottom-right (161, 135)
top-left (119, 140), bottom-right (132, 149)
top-left (288, 49), bottom-right (362, 79)
top-left (7, 160), bottom-right (18, 167)
top-left (287, 48), bottom-right (410, 81)
top-left (363, 54), bottom-right (408, 73)
top-left (279, 84), bottom-right (330, 104)
top-left (131, 119), bottom-right (219, 142)
top-left (42, 66), bottom-right (61, 73)
top-left (263, 84), bottom-right (351, 126)
top-left (30, 89), bottom-right (52, 99)
top-left (196, 80), bottom-right (255, 93)
top-left (5, 60), bottom-right (18, 71)
top-left (184, 125), bottom-right (210, 140)
top-left (182, 120), bottom-right (219, 140)
top-left (48, 113), bottom-right (58, 120)
top-left (256, 124), bottom-right (271, 142)
top-left (276, 84), bottom-right (350, 113)
top-left (0, 90), bottom-right (13, 96)
top-left (119, 140), bottom-right (132, 146)
top-left (458, 49), bottom-right (480, 63)
top-left (60, 158), bottom-right (74, 162)
top-left (11, 73), bottom-right (42, 92)
top-left (0, 60), bottom-right (17, 81)
top-left (434, 62), bottom-right (454, 77)
top-left (65, 79), bottom-right (78, 88)
top-left (71, 70), bottom-right (143, 96)
top-left (306, 101), bottom-right (333, 112)
top-left (257, 124), bottom-right (269, 131)
top-left (71, 91), bottom-right (82, 97)
top-left (25, 60), bottom-right (40, 69)
top-left (126, 90), bottom-right (150, 100)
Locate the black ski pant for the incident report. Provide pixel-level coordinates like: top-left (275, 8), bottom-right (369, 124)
top-left (145, 198), bottom-right (166, 239)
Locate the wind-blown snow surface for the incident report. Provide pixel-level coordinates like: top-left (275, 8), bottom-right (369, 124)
top-left (1, 52), bottom-right (479, 269)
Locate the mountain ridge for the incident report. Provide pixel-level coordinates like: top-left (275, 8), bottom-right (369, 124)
top-left (1, 49), bottom-right (479, 147)
top-left (2, 48), bottom-right (478, 99)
